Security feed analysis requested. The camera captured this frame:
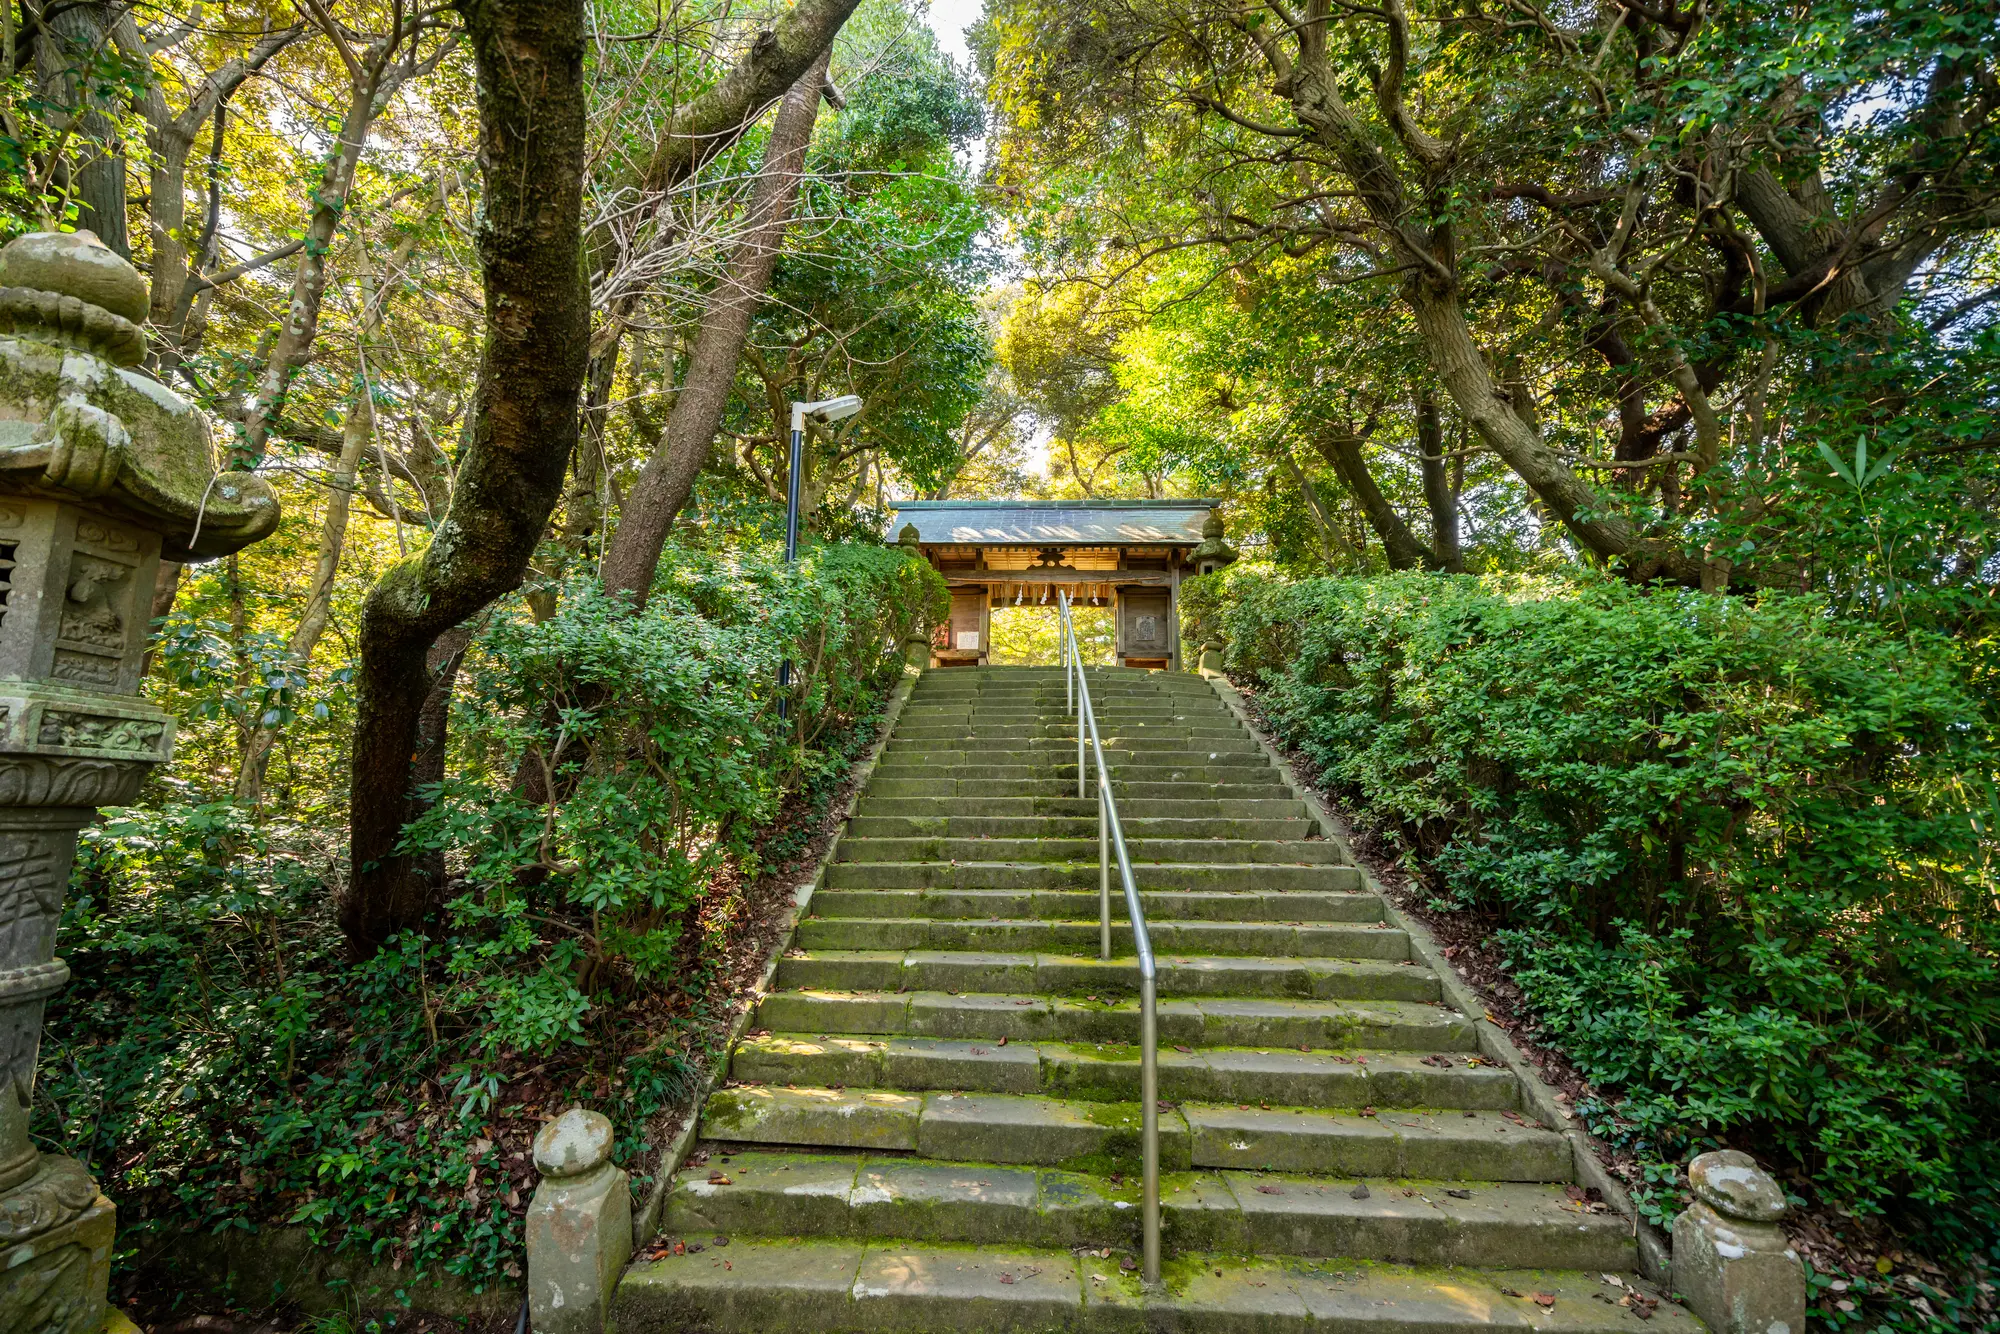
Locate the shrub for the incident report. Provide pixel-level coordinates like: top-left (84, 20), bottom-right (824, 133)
top-left (1198, 567), bottom-right (2000, 1221)
top-left (38, 540), bottom-right (944, 1289)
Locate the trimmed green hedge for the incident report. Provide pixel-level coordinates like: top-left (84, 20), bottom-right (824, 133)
top-left (1190, 568), bottom-right (2000, 1226)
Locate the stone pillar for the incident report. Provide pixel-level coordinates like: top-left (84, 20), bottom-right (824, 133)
top-left (526, 1107), bottom-right (632, 1334)
top-left (894, 523), bottom-right (930, 668)
top-left (1671, 1149), bottom-right (1806, 1334)
top-left (0, 231), bottom-right (278, 1333)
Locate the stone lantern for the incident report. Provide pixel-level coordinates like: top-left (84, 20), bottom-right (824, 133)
top-left (0, 231), bottom-right (278, 1330)
top-left (1189, 508), bottom-right (1237, 673)
top-left (1191, 507), bottom-right (1238, 577)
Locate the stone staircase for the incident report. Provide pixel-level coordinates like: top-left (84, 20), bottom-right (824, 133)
top-left (612, 666), bottom-right (1696, 1333)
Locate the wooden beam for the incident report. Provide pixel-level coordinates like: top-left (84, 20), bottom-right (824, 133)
top-left (946, 570), bottom-right (1174, 587)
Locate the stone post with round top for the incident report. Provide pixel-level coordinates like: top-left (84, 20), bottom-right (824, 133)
top-left (893, 521), bottom-right (931, 668)
top-left (526, 1107), bottom-right (632, 1334)
top-left (1671, 1148), bottom-right (1807, 1334)
top-left (0, 230), bottom-right (279, 1332)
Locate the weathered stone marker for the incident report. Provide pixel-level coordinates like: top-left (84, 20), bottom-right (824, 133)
top-left (0, 230), bottom-right (278, 1331)
top-left (1672, 1148), bottom-right (1807, 1334)
top-left (527, 1106), bottom-right (632, 1334)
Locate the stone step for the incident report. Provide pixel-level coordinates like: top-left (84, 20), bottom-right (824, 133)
top-left (900, 708), bottom-right (1224, 720)
top-left (778, 948), bottom-right (1423, 997)
top-left (884, 734), bottom-right (1263, 754)
top-left (808, 888), bottom-right (1384, 924)
top-left (871, 766), bottom-right (1277, 786)
top-left (877, 753), bottom-right (1274, 775)
top-left (824, 862), bottom-right (1365, 892)
top-left (616, 1238), bottom-right (1696, 1334)
top-left (835, 837), bottom-right (1346, 866)
top-left (699, 1088), bottom-right (1568, 1182)
top-left (750, 990), bottom-right (1476, 1057)
top-left (865, 777), bottom-right (1298, 801)
top-left (916, 696), bottom-right (1224, 704)
top-left (846, 815), bottom-right (1311, 841)
top-left (855, 797), bottom-right (1310, 819)
top-left (786, 919), bottom-right (1414, 964)
top-left (890, 731), bottom-right (1258, 750)
top-left (732, 1034), bottom-right (1495, 1105)
top-left (657, 1150), bottom-right (1628, 1270)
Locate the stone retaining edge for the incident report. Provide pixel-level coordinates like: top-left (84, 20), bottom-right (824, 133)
top-left (1199, 669), bottom-right (1672, 1285)
top-left (628, 658), bottom-right (926, 1250)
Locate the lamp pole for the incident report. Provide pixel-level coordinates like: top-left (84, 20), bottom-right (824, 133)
top-left (779, 395), bottom-right (863, 716)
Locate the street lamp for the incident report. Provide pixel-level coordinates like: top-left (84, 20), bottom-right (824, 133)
top-left (779, 394), bottom-right (864, 714)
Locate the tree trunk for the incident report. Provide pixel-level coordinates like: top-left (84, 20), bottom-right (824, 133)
top-left (1277, 446), bottom-right (1358, 569)
top-left (141, 560), bottom-right (183, 678)
top-left (236, 375), bottom-right (372, 803)
top-left (238, 230), bottom-right (422, 804)
top-left (1312, 427), bottom-right (1437, 572)
top-left (40, 2), bottom-right (128, 254)
top-left (237, 52), bottom-right (402, 469)
top-left (600, 50), bottom-right (833, 608)
top-left (1415, 393), bottom-right (1461, 572)
top-left (341, 0), bottom-right (588, 960)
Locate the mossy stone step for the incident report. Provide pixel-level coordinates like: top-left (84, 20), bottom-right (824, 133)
top-left (855, 796), bottom-right (1310, 819)
top-left (701, 1088), bottom-right (1182, 1170)
top-left (731, 1033), bottom-right (1496, 1106)
top-left (865, 778), bottom-right (1299, 801)
top-left (835, 837), bottom-right (1347, 866)
top-left (785, 917), bottom-right (1415, 963)
top-left (846, 816), bottom-right (1311, 842)
top-left (778, 948), bottom-right (1424, 996)
top-left (659, 1150), bottom-right (1630, 1270)
top-left (748, 989), bottom-right (1476, 1056)
top-left (698, 1088), bottom-right (1568, 1182)
top-left (876, 756), bottom-right (1274, 777)
top-left (808, 888), bottom-right (1384, 924)
top-left (614, 1238), bottom-right (1696, 1334)
top-left (824, 862), bottom-right (1366, 892)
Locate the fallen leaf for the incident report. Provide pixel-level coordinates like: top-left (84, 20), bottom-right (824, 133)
top-left (1255, 1184), bottom-right (1282, 1195)
top-left (707, 1174), bottom-right (733, 1186)
top-left (1446, 1189), bottom-right (1472, 1199)
top-left (1499, 1287), bottom-right (1524, 1298)
top-left (1000, 1274), bottom-right (1016, 1285)
top-left (1532, 1292), bottom-right (1556, 1308)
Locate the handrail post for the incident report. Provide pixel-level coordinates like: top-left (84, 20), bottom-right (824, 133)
top-left (1140, 970), bottom-right (1160, 1285)
top-left (1066, 613), bottom-right (1073, 716)
top-left (1061, 590), bottom-right (1160, 1286)
top-left (1099, 782), bottom-right (1111, 961)
top-left (1077, 680), bottom-right (1086, 800)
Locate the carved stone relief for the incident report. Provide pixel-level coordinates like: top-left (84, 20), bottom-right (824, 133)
top-left (0, 830), bottom-right (68, 966)
top-left (0, 756), bottom-right (149, 807)
top-left (34, 711), bottom-right (163, 756)
top-left (0, 1175), bottom-right (111, 1334)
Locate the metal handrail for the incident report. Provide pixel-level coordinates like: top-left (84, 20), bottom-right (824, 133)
top-left (1057, 591), bottom-right (1161, 1285)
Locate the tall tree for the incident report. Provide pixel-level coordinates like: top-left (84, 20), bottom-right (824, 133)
top-left (341, 0), bottom-right (589, 959)
top-left (599, 49), bottom-right (834, 606)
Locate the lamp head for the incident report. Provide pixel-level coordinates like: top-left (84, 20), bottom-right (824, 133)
top-left (793, 394), bottom-right (863, 430)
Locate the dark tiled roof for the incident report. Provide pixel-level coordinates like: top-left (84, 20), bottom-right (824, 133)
top-left (890, 500), bottom-right (1217, 546)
